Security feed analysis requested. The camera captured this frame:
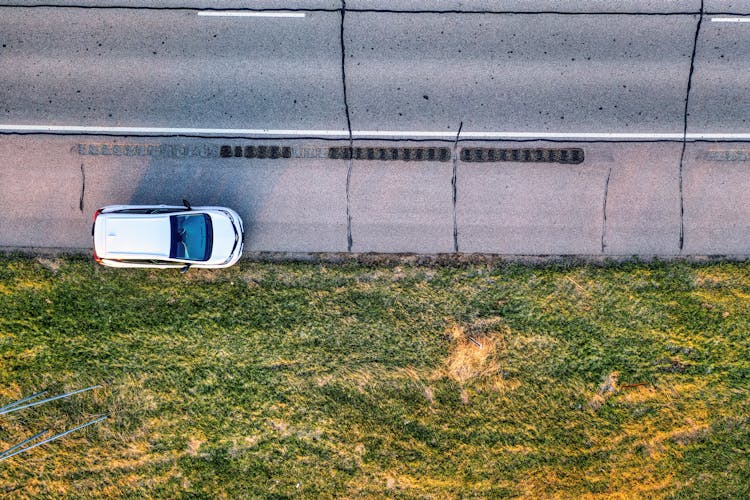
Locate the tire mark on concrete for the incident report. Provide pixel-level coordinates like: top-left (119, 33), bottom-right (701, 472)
top-left (680, 0), bottom-right (704, 253)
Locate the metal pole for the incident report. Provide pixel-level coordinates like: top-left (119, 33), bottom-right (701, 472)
top-left (0, 430), bottom-right (49, 459)
top-left (0, 386), bottom-right (101, 416)
top-left (0, 415), bottom-right (108, 463)
top-left (0, 391), bottom-right (48, 414)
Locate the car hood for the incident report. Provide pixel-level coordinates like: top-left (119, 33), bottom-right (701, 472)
top-left (209, 212), bottom-right (238, 262)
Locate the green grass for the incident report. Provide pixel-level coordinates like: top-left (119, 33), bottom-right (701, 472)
top-left (0, 255), bottom-right (749, 497)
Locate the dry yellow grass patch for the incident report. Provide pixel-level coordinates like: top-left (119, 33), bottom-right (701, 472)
top-left (308, 318), bottom-right (514, 403)
top-left (576, 476), bottom-right (676, 500)
top-left (638, 427), bottom-right (697, 460)
top-left (694, 268), bottom-right (735, 287)
top-left (619, 383), bottom-right (659, 404)
top-left (223, 435), bottom-right (264, 460)
top-left (269, 419), bottom-right (292, 437)
top-left (669, 421), bottom-right (709, 446)
top-left (186, 436), bottom-right (206, 457)
top-left (381, 472), bottom-right (466, 494)
top-left (493, 377), bottom-right (522, 393)
top-left (693, 288), bottom-right (750, 317)
top-left (115, 373), bottom-right (160, 400)
top-left (589, 371), bottom-right (620, 411)
top-left (0, 384), bottom-right (24, 403)
top-left (35, 257), bottom-right (63, 274)
top-left (500, 444), bottom-right (535, 455)
top-left (335, 366), bottom-right (380, 393)
top-left (438, 322), bottom-right (506, 385)
top-left (89, 437), bottom-right (179, 475)
top-left (12, 279), bottom-right (51, 293)
top-left (16, 345), bottom-right (46, 361)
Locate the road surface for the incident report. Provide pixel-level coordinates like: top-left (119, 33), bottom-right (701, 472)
top-left (1, 1), bottom-right (749, 256)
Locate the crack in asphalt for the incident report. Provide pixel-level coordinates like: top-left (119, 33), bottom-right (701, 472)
top-left (452, 121), bottom-right (463, 253)
top-left (0, 5), bottom-right (723, 15)
top-left (601, 166), bottom-right (611, 253)
top-left (340, 0), bottom-right (354, 252)
top-left (679, 0), bottom-right (704, 253)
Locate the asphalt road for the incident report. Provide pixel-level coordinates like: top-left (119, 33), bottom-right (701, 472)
top-left (1, 5), bottom-right (748, 139)
top-left (1, 3), bottom-right (750, 256)
top-left (0, 8), bottom-right (346, 132)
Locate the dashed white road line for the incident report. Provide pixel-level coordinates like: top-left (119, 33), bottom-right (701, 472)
top-left (710, 17), bottom-right (750, 23)
top-left (1, 124), bottom-right (749, 141)
top-left (197, 11), bottom-right (306, 18)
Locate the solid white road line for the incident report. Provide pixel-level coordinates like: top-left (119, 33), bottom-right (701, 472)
top-left (1, 124), bottom-right (750, 141)
top-left (711, 17), bottom-right (750, 23)
top-left (197, 11), bottom-right (306, 18)
top-left (0, 125), bottom-right (346, 136)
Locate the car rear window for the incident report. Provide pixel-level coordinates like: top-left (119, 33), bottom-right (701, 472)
top-left (169, 214), bottom-right (213, 261)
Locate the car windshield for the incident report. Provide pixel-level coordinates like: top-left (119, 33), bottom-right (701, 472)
top-left (169, 213), bottom-right (213, 261)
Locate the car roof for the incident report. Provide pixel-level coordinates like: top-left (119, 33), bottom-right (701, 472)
top-left (98, 213), bottom-right (172, 259)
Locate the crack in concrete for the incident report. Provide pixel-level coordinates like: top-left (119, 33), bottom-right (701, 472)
top-left (340, 0), bottom-right (354, 252)
top-left (679, 0), bottom-right (704, 253)
top-left (452, 122), bottom-right (463, 253)
top-left (79, 163), bottom-right (85, 212)
top-left (601, 166), bottom-right (612, 253)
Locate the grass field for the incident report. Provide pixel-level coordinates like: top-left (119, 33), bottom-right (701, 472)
top-left (0, 255), bottom-right (749, 497)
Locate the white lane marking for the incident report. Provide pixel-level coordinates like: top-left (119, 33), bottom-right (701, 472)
top-left (711, 17), bottom-right (750, 23)
top-left (0, 125), bottom-right (345, 136)
top-left (357, 131), bottom-right (687, 140)
top-left (197, 11), bottom-right (306, 18)
top-left (1, 124), bottom-right (749, 141)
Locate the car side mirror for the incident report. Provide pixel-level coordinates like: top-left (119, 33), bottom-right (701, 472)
top-left (180, 264), bottom-right (191, 274)
top-left (182, 199), bottom-right (192, 210)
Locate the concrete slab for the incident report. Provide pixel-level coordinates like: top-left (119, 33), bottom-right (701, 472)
top-left (456, 143), bottom-right (607, 254)
top-left (601, 143), bottom-right (682, 255)
top-left (2, 135), bottom-right (746, 257)
top-left (0, 140), bottom-right (88, 248)
top-left (0, 136), bottom-right (350, 252)
top-left (349, 148), bottom-right (454, 253)
top-left (237, 159), bottom-right (349, 253)
top-left (682, 143), bottom-right (750, 254)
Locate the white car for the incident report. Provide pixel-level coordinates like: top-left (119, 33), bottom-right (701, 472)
top-left (92, 201), bottom-right (244, 270)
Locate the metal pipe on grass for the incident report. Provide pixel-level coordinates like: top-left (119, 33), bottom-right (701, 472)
top-left (0, 415), bottom-right (108, 463)
top-left (0, 430), bottom-right (49, 459)
top-left (0, 386), bottom-right (101, 416)
top-left (0, 390), bottom-right (48, 414)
